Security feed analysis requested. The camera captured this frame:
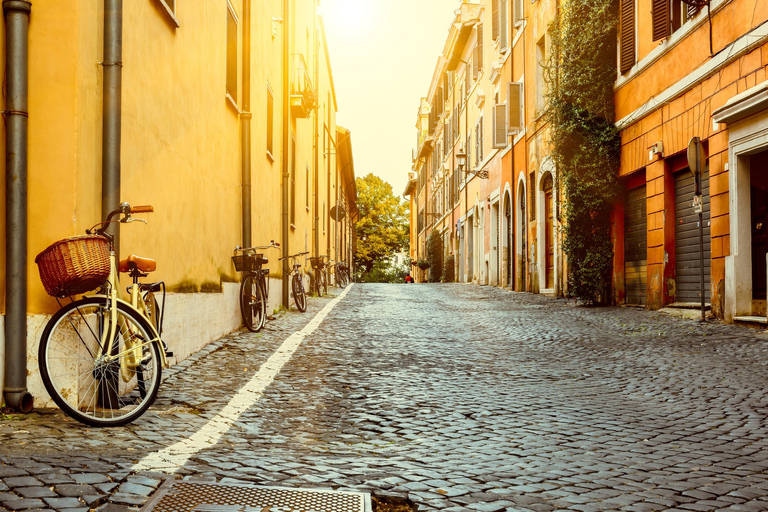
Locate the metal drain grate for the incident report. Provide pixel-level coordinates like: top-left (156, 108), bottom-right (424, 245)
top-left (140, 480), bottom-right (371, 512)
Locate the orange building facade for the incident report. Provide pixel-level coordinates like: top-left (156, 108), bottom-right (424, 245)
top-left (615, 0), bottom-right (768, 322)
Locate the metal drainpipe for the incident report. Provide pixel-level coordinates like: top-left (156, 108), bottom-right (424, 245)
top-left (241, 0), bottom-right (252, 248)
top-left (3, 0), bottom-right (33, 413)
top-left (281, 0), bottom-right (290, 307)
top-left (102, 0), bottom-right (122, 251)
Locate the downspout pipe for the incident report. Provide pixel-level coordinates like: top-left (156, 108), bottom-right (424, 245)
top-left (241, 0), bottom-right (252, 248)
top-left (281, 0), bottom-right (290, 307)
top-left (3, 0), bottom-right (34, 413)
top-left (102, 0), bottom-right (122, 250)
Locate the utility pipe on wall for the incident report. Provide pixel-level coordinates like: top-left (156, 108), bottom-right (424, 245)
top-left (3, 0), bottom-right (33, 413)
top-left (281, 0), bottom-right (290, 307)
top-left (241, 0), bottom-right (252, 248)
top-left (102, 0), bottom-right (122, 249)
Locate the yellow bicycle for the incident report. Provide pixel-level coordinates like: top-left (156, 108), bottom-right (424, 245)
top-left (35, 202), bottom-right (171, 427)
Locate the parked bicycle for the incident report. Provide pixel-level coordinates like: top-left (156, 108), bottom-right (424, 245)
top-left (328, 259), bottom-right (349, 288)
top-left (309, 255), bottom-right (327, 297)
top-left (233, 241), bottom-right (279, 332)
top-left (279, 251), bottom-right (309, 312)
top-left (35, 202), bottom-right (171, 427)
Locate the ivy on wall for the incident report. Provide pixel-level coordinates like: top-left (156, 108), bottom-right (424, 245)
top-left (545, 0), bottom-right (621, 304)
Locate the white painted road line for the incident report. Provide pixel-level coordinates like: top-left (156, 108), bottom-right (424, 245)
top-left (132, 285), bottom-right (353, 473)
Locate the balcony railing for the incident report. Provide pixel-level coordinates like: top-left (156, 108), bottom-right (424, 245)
top-left (290, 53), bottom-right (316, 118)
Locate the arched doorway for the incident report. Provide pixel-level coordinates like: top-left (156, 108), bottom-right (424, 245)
top-left (542, 173), bottom-right (555, 290)
top-left (504, 192), bottom-right (513, 287)
top-left (517, 178), bottom-right (527, 291)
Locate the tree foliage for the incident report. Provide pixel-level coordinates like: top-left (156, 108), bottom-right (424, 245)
top-left (354, 173), bottom-right (410, 276)
top-left (545, 0), bottom-right (621, 304)
top-left (426, 230), bottom-right (443, 283)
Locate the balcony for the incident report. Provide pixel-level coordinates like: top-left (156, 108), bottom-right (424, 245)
top-left (291, 54), bottom-right (317, 118)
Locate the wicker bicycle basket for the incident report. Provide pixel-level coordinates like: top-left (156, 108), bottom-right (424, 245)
top-left (35, 234), bottom-right (111, 297)
top-left (232, 253), bottom-right (265, 272)
top-left (309, 256), bottom-right (325, 270)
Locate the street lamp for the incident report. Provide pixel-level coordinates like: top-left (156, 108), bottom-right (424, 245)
top-left (457, 148), bottom-right (466, 171)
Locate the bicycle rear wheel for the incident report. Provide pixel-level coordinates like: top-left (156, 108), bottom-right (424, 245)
top-left (240, 274), bottom-right (266, 332)
top-left (38, 298), bottom-right (162, 427)
top-left (337, 267), bottom-right (347, 288)
top-left (292, 274), bottom-right (307, 312)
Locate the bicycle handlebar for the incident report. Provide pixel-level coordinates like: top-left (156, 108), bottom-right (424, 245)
top-left (234, 240), bottom-right (280, 254)
top-left (278, 251), bottom-right (309, 261)
top-left (88, 202), bottom-right (153, 236)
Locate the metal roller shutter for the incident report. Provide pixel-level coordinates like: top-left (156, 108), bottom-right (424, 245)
top-left (624, 185), bottom-right (647, 306)
top-left (675, 170), bottom-right (711, 303)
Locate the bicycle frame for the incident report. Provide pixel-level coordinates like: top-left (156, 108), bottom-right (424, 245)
top-left (88, 243), bottom-right (169, 370)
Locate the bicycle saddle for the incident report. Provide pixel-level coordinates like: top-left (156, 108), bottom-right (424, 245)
top-left (119, 254), bottom-right (157, 273)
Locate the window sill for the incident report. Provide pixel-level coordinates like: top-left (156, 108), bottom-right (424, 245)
top-left (155, 0), bottom-right (180, 28)
top-left (267, 151), bottom-right (275, 163)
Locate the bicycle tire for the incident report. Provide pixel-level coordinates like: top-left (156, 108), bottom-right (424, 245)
top-left (240, 274), bottom-right (266, 332)
top-left (38, 297), bottom-right (162, 427)
top-left (320, 268), bottom-right (328, 296)
top-left (337, 267), bottom-right (347, 288)
top-left (292, 274), bottom-right (307, 312)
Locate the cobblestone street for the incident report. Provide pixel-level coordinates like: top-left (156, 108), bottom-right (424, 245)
top-left (3, 283), bottom-right (768, 511)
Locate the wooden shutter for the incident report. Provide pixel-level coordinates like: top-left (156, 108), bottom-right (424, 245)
top-left (620, 0), bottom-right (636, 74)
top-left (652, 0), bottom-right (670, 41)
top-left (687, 2), bottom-right (699, 18)
top-left (514, 0), bottom-right (523, 24)
top-left (477, 24), bottom-right (484, 73)
top-left (500, 0), bottom-right (508, 51)
top-left (492, 0), bottom-right (499, 41)
top-left (507, 82), bottom-right (522, 133)
top-left (493, 103), bottom-right (507, 149)
top-left (472, 47), bottom-right (479, 79)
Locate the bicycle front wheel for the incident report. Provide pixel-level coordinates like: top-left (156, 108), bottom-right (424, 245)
top-left (337, 268), bottom-right (347, 288)
top-left (292, 274), bottom-right (307, 312)
top-left (320, 269), bottom-right (328, 296)
top-left (38, 298), bottom-right (162, 427)
top-left (240, 274), bottom-right (266, 332)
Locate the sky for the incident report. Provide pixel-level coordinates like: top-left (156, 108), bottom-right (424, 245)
top-left (318, 0), bottom-right (459, 200)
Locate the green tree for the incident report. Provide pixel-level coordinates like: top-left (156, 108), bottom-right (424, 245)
top-left (354, 173), bottom-right (410, 276)
top-left (426, 230), bottom-right (443, 283)
top-left (545, 0), bottom-right (620, 304)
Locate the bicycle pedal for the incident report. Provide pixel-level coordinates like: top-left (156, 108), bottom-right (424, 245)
top-left (165, 351), bottom-right (174, 357)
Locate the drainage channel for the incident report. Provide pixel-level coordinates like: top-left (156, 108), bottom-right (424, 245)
top-left (139, 479), bottom-right (372, 512)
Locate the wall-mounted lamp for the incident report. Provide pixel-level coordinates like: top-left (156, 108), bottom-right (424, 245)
top-left (648, 141), bottom-right (663, 161)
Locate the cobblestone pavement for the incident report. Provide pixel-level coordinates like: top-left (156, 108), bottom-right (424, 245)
top-left (3, 283), bottom-right (768, 511)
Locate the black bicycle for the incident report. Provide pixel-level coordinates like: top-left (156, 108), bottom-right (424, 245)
top-left (280, 251), bottom-right (309, 312)
top-left (309, 255), bottom-right (327, 297)
top-left (233, 241), bottom-right (279, 332)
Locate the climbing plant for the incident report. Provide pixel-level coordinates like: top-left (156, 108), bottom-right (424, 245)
top-left (544, 0), bottom-right (621, 304)
top-left (426, 230), bottom-right (444, 283)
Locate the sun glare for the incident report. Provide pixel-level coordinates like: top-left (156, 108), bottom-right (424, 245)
top-left (320, 0), bottom-right (373, 37)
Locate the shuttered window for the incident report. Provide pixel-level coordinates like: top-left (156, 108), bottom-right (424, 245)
top-left (652, 0), bottom-right (670, 41)
top-left (514, 0), bottom-right (523, 25)
top-left (493, 103), bottom-right (507, 149)
top-left (477, 24), bottom-right (484, 74)
top-left (620, 0), bottom-right (635, 74)
top-left (492, 0), bottom-right (499, 41)
top-left (500, 0), bottom-right (508, 51)
top-left (507, 82), bottom-right (523, 133)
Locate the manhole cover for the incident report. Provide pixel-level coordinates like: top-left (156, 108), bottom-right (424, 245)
top-left (140, 480), bottom-right (371, 512)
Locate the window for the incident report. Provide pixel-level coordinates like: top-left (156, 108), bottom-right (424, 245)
top-left (514, 0), bottom-right (523, 26)
top-left (620, 0), bottom-right (636, 73)
top-left (536, 36), bottom-right (546, 114)
top-left (306, 164), bottom-right (310, 209)
top-left (476, 24), bottom-right (484, 74)
top-left (267, 84), bottom-right (274, 157)
top-left (475, 117), bottom-right (484, 166)
top-left (652, 0), bottom-right (700, 41)
top-left (500, 0), bottom-right (508, 51)
top-left (493, 99), bottom-right (507, 149)
top-left (507, 82), bottom-right (523, 134)
top-left (157, 0), bottom-right (179, 27)
top-left (226, 2), bottom-right (239, 105)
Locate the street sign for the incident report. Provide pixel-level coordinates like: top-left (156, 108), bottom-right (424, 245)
top-left (692, 194), bottom-right (703, 214)
top-left (687, 137), bottom-right (705, 192)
